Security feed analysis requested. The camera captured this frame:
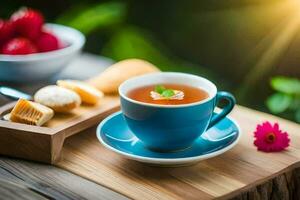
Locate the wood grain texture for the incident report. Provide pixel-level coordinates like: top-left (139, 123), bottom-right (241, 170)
top-left (231, 167), bottom-right (300, 200)
top-left (0, 179), bottom-right (47, 200)
top-left (0, 96), bottom-right (119, 164)
top-left (0, 157), bottom-right (128, 200)
top-left (56, 105), bottom-right (300, 200)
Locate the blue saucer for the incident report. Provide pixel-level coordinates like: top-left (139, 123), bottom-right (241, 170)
top-left (97, 111), bottom-right (241, 166)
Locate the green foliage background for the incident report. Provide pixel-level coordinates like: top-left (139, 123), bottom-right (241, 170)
top-left (1, 0), bottom-right (300, 122)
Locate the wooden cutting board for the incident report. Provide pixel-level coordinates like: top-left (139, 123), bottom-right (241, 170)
top-left (0, 96), bottom-right (119, 164)
top-left (56, 105), bottom-right (300, 200)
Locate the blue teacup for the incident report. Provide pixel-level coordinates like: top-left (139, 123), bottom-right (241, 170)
top-left (119, 72), bottom-right (236, 152)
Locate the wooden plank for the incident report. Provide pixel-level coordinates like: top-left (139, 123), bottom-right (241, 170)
top-left (0, 158), bottom-right (128, 200)
top-left (56, 105), bottom-right (300, 200)
top-left (0, 178), bottom-right (47, 200)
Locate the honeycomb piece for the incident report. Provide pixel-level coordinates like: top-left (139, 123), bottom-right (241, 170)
top-left (10, 99), bottom-right (54, 126)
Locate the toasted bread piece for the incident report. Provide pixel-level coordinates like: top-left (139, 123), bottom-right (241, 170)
top-left (34, 85), bottom-right (81, 113)
top-left (88, 59), bottom-right (160, 94)
top-left (57, 80), bottom-right (103, 105)
top-left (10, 99), bottom-right (54, 126)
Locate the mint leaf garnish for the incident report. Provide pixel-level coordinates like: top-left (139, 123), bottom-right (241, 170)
top-left (155, 85), bottom-right (166, 94)
top-left (161, 89), bottom-right (175, 98)
top-left (153, 85), bottom-right (178, 99)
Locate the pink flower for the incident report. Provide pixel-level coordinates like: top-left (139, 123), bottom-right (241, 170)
top-left (254, 121), bottom-right (290, 152)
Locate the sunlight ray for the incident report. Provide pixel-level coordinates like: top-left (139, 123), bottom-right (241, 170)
top-left (237, 4), bottom-right (300, 98)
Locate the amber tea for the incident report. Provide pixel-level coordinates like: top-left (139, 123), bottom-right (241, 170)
top-left (127, 84), bottom-right (209, 105)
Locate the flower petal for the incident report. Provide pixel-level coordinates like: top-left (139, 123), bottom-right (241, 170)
top-left (253, 121), bottom-right (290, 152)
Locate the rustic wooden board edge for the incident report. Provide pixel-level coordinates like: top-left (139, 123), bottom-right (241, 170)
top-left (0, 129), bottom-right (53, 163)
top-left (219, 105), bottom-right (300, 199)
top-left (219, 162), bottom-right (300, 200)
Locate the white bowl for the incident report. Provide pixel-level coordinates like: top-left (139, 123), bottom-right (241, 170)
top-left (0, 23), bottom-right (85, 82)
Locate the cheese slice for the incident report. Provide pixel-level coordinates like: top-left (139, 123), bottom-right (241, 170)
top-left (57, 80), bottom-right (103, 105)
top-left (10, 99), bottom-right (54, 126)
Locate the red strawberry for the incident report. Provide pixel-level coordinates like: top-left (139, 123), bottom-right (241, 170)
top-left (11, 8), bottom-right (44, 39)
top-left (2, 37), bottom-right (37, 55)
top-left (0, 20), bottom-right (15, 42)
top-left (35, 30), bottom-right (60, 52)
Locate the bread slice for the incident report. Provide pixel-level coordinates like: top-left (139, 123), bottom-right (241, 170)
top-left (57, 80), bottom-right (103, 105)
top-left (34, 85), bottom-right (81, 113)
top-left (10, 99), bottom-right (54, 126)
top-left (87, 59), bottom-right (160, 94)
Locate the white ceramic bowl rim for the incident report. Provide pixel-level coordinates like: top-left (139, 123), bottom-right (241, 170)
top-left (0, 23), bottom-right (85, 62)
top-left (119, 72), bottom-right (217, 108)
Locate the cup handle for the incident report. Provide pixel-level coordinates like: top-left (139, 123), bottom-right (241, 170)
top-left (207, 91), bottom-right (236, 129)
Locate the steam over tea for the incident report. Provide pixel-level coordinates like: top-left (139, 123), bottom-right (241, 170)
top-left (127, 84), bottom-right (209, 105)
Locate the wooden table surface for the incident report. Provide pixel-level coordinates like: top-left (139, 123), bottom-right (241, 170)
top-left (0, 54), bottom-right (299, 200)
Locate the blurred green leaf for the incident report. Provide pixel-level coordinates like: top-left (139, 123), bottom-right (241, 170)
top-left (289, 98), bottom-right (300, 110)
top-left (102, 26), bottom-right (214, 77)
top-left (56, 2), bottom-right (126, 35)
top-left (295, 109), bottom-right (300, 123)
top-left (56, 4), bottom-right (88, 25)
top-left (102, 27), bottom-right (169, 66)
top-left (271, 77), bottom-right (300, 94)
top-left (266, 93), bottom-right (292, 114)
